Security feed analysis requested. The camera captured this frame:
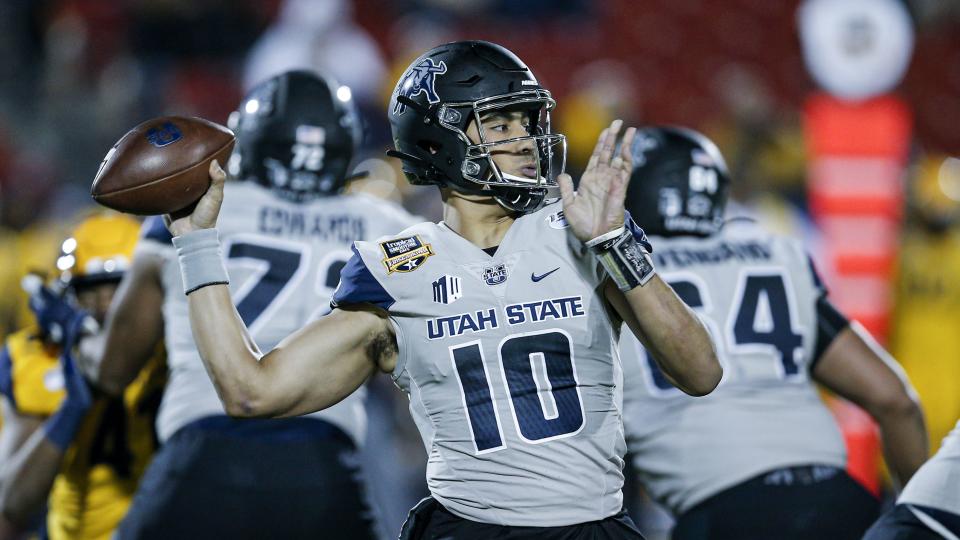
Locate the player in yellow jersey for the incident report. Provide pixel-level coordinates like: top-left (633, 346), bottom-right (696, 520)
top-left (891, 156), bottom-right (960, 454)
top-left (0, 213), bottom-right (166, 540)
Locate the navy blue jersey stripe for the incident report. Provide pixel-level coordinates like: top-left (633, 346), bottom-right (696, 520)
top-left (330, 245), bottom-right (396, 311)
top-left (806, 255), bottom-right (827, 295)
top-left (0, 344), bottom-right (15, 408)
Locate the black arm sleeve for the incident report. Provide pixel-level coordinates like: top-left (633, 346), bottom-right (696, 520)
top-left (810, 295), bottom-right (851, 371)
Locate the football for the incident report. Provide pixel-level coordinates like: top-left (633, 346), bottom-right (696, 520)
top-left (90, 116), bottom-right (235, 215)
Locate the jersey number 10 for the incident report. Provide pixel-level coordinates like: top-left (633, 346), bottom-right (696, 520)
top-left (451, 329), bottom-right (585, 453)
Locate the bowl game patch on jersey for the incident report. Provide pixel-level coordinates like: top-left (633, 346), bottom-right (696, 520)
top-left (380, 235), bottom-right (434, 273)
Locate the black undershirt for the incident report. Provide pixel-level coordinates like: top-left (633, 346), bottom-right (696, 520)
top-left (482, 246), bottom-right (499, 256)
top-left (810, 295), bottom-right (850, 371)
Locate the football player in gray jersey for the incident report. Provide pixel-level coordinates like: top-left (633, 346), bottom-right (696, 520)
top-left (73, 71), bottom-right (416, 538)
top-left (865, 418), bottom-right (960, 540)
top-left (164, 41), bottom-right (721, 540)
top-left (620, 127), bottom-right (928, 540)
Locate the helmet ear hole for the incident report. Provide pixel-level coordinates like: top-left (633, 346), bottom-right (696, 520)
top-left (418, 141), bottom-right (441, 155)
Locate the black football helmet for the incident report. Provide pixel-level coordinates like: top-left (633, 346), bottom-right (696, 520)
top-left (387, 40), bottom-right (566, 213)
top-left (625, 126), bottom-right (731, 237)
top-left (228, 70), bottom-right (361, 201)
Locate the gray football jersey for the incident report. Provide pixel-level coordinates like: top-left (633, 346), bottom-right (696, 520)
top-left (332, 203), bottom-right (634, 527)
top-left (899, 419), bottom-right (960, 515)
top-left (138, 181), bottom-right (418, 443)
top-left (621, 221), bottom-right (846, 515)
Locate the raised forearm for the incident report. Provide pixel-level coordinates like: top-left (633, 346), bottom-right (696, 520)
top-left (0, 430), bottom-right (64, 530)
top-left (186, 283), bottom-right (265, 415)
top-left (619, 277), bottom-right (721, 395)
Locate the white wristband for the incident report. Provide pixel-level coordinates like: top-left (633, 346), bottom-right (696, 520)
top-left (586, 226), bottom-right (626, 248)
top-left (172, 229), bottom-right (229, 295)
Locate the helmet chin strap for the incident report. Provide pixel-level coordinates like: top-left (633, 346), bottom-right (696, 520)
top-left (432, 161), bottom-right (556, 213)
top-left (496, 170), bottom-right (560, 212)
top-left (500, 171), bottom-right (547, 186)
top-left (491, 185), bottom-right (549, 213)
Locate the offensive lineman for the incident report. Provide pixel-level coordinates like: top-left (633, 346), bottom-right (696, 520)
top-left (619, 127), bottom-right (928, 540)
top-left (163, 40), bottom-right (720, 539)
top-left (39, 71), bottom-right (416, 538)
top-left (0, 214), bottom-right (166, 540)
top-left (864, 418), bottom-right (960, 539)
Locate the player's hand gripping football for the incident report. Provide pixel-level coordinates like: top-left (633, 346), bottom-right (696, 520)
top-left (557, 119), bottom-right (637, 243)
top-left (164, 160), bottom-right (227, 236)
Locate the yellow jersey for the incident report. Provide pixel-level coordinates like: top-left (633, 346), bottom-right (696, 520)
top-left (0, 327), bottom-right (166, 540)
top-left (890, 228), bottom-right (960, 454)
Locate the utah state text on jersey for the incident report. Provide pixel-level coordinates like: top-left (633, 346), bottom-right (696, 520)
top-left (426, 296), bottom-right (585, 340)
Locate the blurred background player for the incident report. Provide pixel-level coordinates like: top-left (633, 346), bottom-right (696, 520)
top-left (0, 213), bottom-right (166, 540)
top-left (619, 127), bottom-right (928, 540)
top-left (66, 70), bottom-right (418, 539)
top-left (864, 417), bottom-right (960, 540)
top-left (890, 155), bottom-right (960, 455)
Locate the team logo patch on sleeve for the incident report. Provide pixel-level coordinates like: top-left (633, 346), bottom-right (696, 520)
top-left (380, 235), bottom-right (435, 273)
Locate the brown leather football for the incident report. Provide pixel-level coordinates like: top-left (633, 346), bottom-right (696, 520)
top-left (91, 116), bottom-right (235, 215)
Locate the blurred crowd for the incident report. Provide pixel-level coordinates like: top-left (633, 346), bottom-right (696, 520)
top-left (0, 0), bottom-right (958, 536)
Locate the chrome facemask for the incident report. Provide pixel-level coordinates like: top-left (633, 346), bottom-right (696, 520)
top-left (438, 89), bottom-right (567, 194)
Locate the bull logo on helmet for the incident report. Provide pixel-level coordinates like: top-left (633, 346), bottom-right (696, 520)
top-left (393, 59), bottom-right (448, 115)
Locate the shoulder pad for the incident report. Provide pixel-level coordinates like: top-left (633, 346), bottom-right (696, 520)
top-left (330, 245), bottom-right (396, 311)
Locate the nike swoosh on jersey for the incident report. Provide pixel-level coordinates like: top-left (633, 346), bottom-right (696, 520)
top-left (531, 268), bottom-right (560, 282)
